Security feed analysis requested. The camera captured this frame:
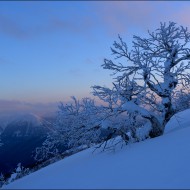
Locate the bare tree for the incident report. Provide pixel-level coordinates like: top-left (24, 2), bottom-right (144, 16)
top-left (92, 22), bottom-right (190, 138)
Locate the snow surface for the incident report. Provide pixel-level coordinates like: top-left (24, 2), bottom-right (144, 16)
top-left (164, 108), bottom-right (190, 134)
top-left (3, 109), bottom-right (190, 189)
top-left (122, 101), bottom-right (150, 117)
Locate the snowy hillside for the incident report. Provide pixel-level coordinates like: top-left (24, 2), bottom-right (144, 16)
top-left (3, 109), bottom-right (190, 189)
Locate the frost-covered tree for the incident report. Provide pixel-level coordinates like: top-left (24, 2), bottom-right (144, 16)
top-left (7, 163), bottom-right (29, 183)
top-left (92, 22), bottom-right (190, 138)
top-left (55, 96), bottom-right (139, 151)
top-left (173, 89), bottom-right (190, 112)
top-left (34, 133), bottom-right (64, 163)
top-left (34, 97), bottom-right (103, 162)
top-left (92, 76), bottom-right (148, 139)
top-left (56, 97), bottom-right (102, 149)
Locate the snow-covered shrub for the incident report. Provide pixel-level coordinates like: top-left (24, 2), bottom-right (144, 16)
top-left (35, 134), bottom-right (60, 163)
top-left (56, 97), bottom-right (102, 148)
top-left (6, 163), bottom-right (29, 184)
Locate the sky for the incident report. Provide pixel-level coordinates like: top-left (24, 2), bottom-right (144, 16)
top-left (1, 1), bottom-right (190, 115)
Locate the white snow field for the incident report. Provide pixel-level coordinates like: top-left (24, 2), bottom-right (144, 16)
top-left (3, 109), bottom-right (190, 189)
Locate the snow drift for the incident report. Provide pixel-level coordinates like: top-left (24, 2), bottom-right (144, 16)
top-left (3, 109), bottom-right (190, 189)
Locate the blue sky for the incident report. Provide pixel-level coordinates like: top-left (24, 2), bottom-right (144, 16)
top-left (1, 1), bottom-right (190, 113)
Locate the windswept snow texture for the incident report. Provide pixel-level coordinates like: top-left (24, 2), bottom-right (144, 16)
top-left (3, 109), bottom-right (190, 189)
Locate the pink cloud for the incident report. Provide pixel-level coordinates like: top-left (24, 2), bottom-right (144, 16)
top-left (0, 2), bottom-right (163, 40)
top-left (93, 2), bottom-right (190, 36)
top-left (94, 1), bottom-right (155, 35)
top-left (173, 6), bottom-right (190, 28)
top-left (49, 15), bottom-right (94, 34)
top-left (0, 10), bottom-right (96, 40)
top-left (1, 2), bottom-right (189, 43)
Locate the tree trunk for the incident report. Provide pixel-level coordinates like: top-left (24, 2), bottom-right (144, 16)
top-left (148, 116), bottom-right (164, 138)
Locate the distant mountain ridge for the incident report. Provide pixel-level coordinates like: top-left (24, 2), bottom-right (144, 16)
top-left (1, 113), bottom-right (54, 138)
top-left (0, 113), bottom-right (56, 176)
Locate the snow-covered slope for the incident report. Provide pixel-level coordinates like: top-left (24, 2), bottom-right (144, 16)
top-left (3, 109), bottom-right (190, 189)
top-left (164, 108), bottom-right (190, 134)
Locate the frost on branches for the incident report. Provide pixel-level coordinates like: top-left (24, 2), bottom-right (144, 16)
top-left (92, 22), bottom-right (190, 138)
top-left (55, 22), bottom-right (190, 152)
top-left (56, 97), bottom-right (102, 149)
top-left (6, 163), bottom-right (29, 185)
top-left (34, 97), bottom-right (104, 162)
top-left (34, 133), bottom-right (66, 163)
